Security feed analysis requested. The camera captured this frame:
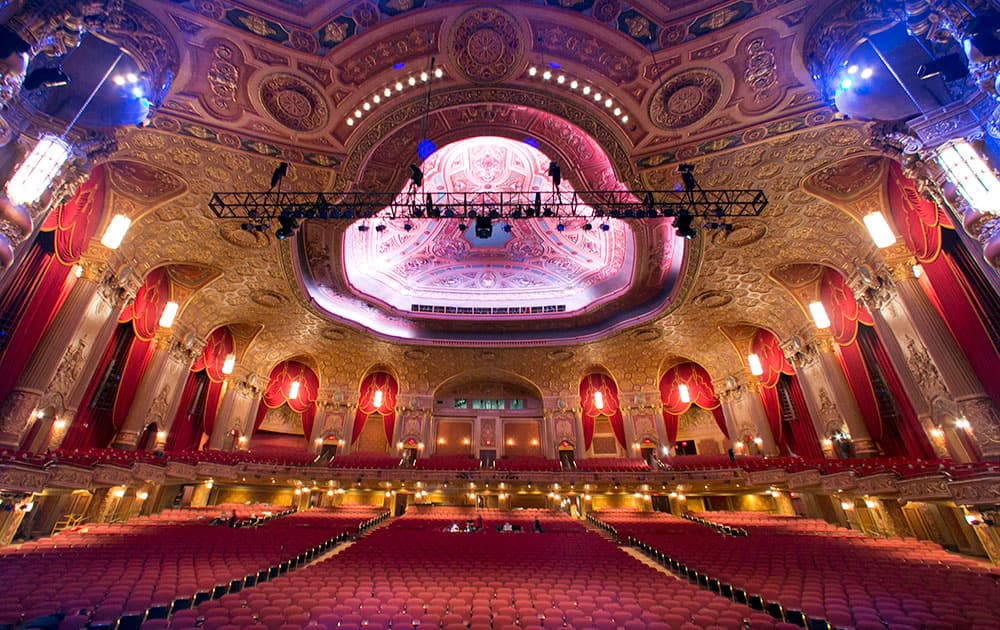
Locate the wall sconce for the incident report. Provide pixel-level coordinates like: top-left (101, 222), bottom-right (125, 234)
top-left (288, 380), bottom-right (301, 400)
top-left (100, 214), bottom-right (132, 249)
top-left (863, 212), bottom-right (896, 248)
top-left (158, 301), bottom-right (179, 328)
top-left (53, 419), bottom-right (66, 430)
top-left (111, 487), bottom-right (126, 499)
top-left (747, 353), bottom-right (763, 376)
top-left (593, 390), bottom-right (604, 410)
top-left (373, 388), bottom-right (384, 408)
top-left (221, 353), bottom-right (236, 375)
top-left (136, 491), bottom-right (149, 501)
top-left (808, 301), bottom-right (831, 329)
top-left (677, 383), bottom-right (691, 404)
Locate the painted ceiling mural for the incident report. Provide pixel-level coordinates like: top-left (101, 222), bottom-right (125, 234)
top-left (71, 0), bottom-right (884, 402)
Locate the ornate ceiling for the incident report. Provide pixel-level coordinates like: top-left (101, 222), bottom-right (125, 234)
top-left (76, 0), bottom-right (894, 402)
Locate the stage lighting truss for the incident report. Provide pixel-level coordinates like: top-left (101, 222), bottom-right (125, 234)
top-left (210, 187), bottom-right (767, 237)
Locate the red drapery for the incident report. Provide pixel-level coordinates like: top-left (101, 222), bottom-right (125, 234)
top-left (60, 324), bottom-right (130, 450)
top-left (751, 329), bottom-right (794, 454)
top-left (190, 327), bottom-right (234, 439)
top-left (352, 371), bottom-right (398, 445)
top-left (820, 267), bottom-right (873, 346)
top-left (784, 375), bottom-right (824, 459)
top-left (111, 268), bottom-right (171, 430)
top-left (579, 373), bottom-right (626, 449)
top-left (659, 363), bottom-right (728, 439)
top-left (254, 360), bottom-right (319, 440)
top-left (834, 340), bottom-right (885, 444)
top-left (887, 161), bottom-right (1000, 407)
top-left (40, 165), bottom-right (107, 265)
top-left (857, 327), bottom-right (936, 458)
top-left (166, 371), bottom-right (202, 451)
top-left (0, 236), bottom-right (75, 401)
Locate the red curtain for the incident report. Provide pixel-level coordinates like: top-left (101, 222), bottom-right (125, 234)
top-left (111, 268), bottom-right (171, 430)
top-left (834, 339), bottom-right (884, 443)
top-left (663, 413), bottom-right (679, 445)
top-left (751, 329), bottom-right (792, 454)
top-left (886, 161), bottom-right (951, 263)
top-left (820, 267), bottom-right (873, 346)
top-left (165, 370), bottom-right (201, 451)
top-left (352, 371), bottom-right (398, 445)
top-left (60, 324), bottom-right (129, 449)
top-left (0, 236), bottom-right (75, 401)
top-left (857, 327), bottom-right (935, 458)
top-left (256, 360), bottom-right (319, 440)
top-left (659, 362), bottom-right (728, 438)
top-left (785, 375), bottom-right (824, 459)
top-left (40, 165), bottom-right (107, 265)
top-left (191, 327), bottom-right (234, 439)
top-left (579, 373), bottom-right (626, 449)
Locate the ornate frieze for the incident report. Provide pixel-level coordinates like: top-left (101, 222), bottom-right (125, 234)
top-left (856, 472), bottom-right (900, 496)
top-left (787, 469), bottom-right (822, 489)
top-left (0, 465), bottom-right (49, 493)
top-left (949, 475), bottom-right (1000, 506)
top-left (897, 475), bottom-right (951, 501)
top-left (164, 461), bottom-right (198, 480)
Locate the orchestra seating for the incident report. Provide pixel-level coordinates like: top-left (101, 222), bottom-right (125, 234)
top-left (186, 507), bottom-right (765, 630)
top-left (595, 509), bottom-right (1000, 629)
top-left (0, 506), bottom-right (386, 629)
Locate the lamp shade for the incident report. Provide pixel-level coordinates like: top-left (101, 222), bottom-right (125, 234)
top-left (5, 135), bottom-right (70, 206)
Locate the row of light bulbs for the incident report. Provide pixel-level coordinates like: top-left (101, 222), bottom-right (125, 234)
top-left (345, 68), bottom-right (446, 127)
top-left (525, 65), bottom-right (630, 126)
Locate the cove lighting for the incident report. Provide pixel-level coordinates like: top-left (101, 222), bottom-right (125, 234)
top-left (937, 140), bottom-right (1000, 215)
top-left (677, 383), bottom-right (691, 404)
top-left (221, 353), bottom-right (236, 375)
top-left (344, 68), bottom-right (446, 127)
top-left (863, 211), bottom-right (896, 248)
top-left (6, 135), bottom-right (71, 206)
top-left (288, 380), bottom-right (301, 400)
top-left (526, 66), bottom-right (629, 126)
top-left (158, 301), bottom-right (179, 328)
top-left (100, 214), bottom-right (132, 249)
top-left (808, 301), bottom-right (831, 329)
top-left (747, 353), bottom-right (763, 376)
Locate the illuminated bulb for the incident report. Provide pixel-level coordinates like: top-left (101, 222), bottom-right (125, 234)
top-left (53, 419), bottom-right (66, 430)
top-left (677, 383), bottom-right (691, 404)
top-left (221, 353), bottom-right (236, 375)
top-left (384, 88), bottom-right (391, 97)
top-left (111, 488), bottom-right (126, 498)
top-left (865, 499), bottom-right (877, 508)
top-left (238, 435), bottom-right (247, 443)
top-left (604, 98), bottom-right (613, 108)
top-left (912, 264), bottom-right (923, 278)
top-left (126, 72), bottom-right (138, 83)
top-left (621, 115), bottom-right (629, 123)
top-left (530, 438), bottom-right (539, 446)
top-left (346, 118), bottom-right (355, 126)
top-left (613, 107), bottom-right (621, 116)
top-left (506, 438), bottom-right (514, 446)
top-left (570, 80), bottom-right (579, 89)
top-left (529, 66), bottom-right (537, 76)
top-left (408, 76), bottom-right (416, 86)
top-left (373, 388), bottom-right (384, 408)
top-left (158, 301), bottom-right (179, 328)
top-left (373, 94), bottom-right (380, 104)
top-left (860, 67), bottom-right (874, 79)
top-left (73, 263), bottom-right (84, 278)
top-left (315, 438), bottom-right (324, 446)
top-left (156, 430), bottom-right (167, 441)
top-left (294, 488), bottom-right (302, 496)
top-left (676, 493), bottom-right (686, 501)
top-left (327, 490), bottom-right (334, 497)
top-left (434, 68), bottom-right (443, 78)
top-left (395, 82), bottom-right (403, 91)
top-left (808, 301), bottom-right (831, 329)
top-left (754, 437), bottom-right (763, 445)
top-left (594, 92), bottom-right (602, 101)
top-left (420, 71), bottom-right (428, 81)
top-left (594, 390), bottom-right (605, 410)
top-left (557, 75), bottom-right (565, 83)
top-left (930, 427), bottom-right (944, 438)
top-left (100, 214), bottom-right (132, 249)
top-left (863, 212), bottom-right (896, 248)
top-left (841, 501), bottom-right (854, 510)
top-left (288, 380), bottom-right (301, 400)
top-left (747, 353), bottom-right (763, 376)
top-left (847, 65), bottom-right (859, 75)
top-left (136, 491), bottom-right (149, 501)
top-left (354, 109), bottom-right (362, 118)
top-left (396, 441), bottom-right (404, 450)
top-left (582, 85), bottom-right (591, 95)
top-left (363, 102), bottom-right (371, 111)
top-left (542, 70), bottom-right (552, 80)
top-left (205, 480), bottom-right (214, 488)
top-left (955, 418), bottom-right (971, 430)
top-left (113, 75), bottom-right (126, 86)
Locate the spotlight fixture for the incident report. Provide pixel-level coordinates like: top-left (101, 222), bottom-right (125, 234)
top-left (375, 224), bottom-right (386, 232)
top-left (409, 163), bottom-right (423, 188)
top-left (269, 162), bottom-right (289, 190)
top-left (274, 212), bottom-right (298, 240)
top-left (547, 161), bottom-right (562, 188)
top-left (457, 222), bottom-right (468, 232)
top-left (673, 212), bottom-right (695, 239)
top-left (475, 216), bottom-right (493, 239)
top-left (22, 66), bottom-right (70, 90)
top-left (582, 223), bottom-right (592, 230)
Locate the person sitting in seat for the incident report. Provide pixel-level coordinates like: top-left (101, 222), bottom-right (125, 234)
top-left (534, 517), bottom-right (543, 533)
top-left (502, 521), bottom-right (513, 532)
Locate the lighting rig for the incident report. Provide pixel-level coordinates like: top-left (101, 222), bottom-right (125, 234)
top-left (210, 163), bottom-right (767, 241)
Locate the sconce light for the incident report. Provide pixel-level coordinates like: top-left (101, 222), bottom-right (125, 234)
top-left (288, 380), bottom-right (301, 400)
top-left (677, 383), bottom-right (691, 404)
top-left (221, 353), bottom-right (236, 375)
top-left (808, 301), bottom-right (831, 329)
top-left (747, 353), bottom-right (763, 376)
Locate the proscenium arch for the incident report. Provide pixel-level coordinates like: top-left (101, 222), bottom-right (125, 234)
top-left (340, 87), bottom-right (638, 195)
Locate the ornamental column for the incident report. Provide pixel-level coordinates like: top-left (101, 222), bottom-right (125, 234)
top-left (209, 373), bottom-right (259, 450)
top-left (889, 263), bottom-right (1000, 458)
top-left (113, 334), bottom-right (200, 449)
top-left (785, 337), bottom-right (878, 457)
top-left (718, 380), bottom-right (778, 456)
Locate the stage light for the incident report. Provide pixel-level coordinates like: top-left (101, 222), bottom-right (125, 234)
top-left (409, 163), bottom-right (423, 188)
top-left (475, 216), bottom-right (493, 239)
top-left (547, 161), bottom-right (562, 187)
top-left (673, 213), bottom-right (695, 239)
top-left (269, 162), bottom-right (288, 190)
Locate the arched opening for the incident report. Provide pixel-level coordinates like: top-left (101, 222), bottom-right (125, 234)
top-left (355, 412), bottom-right (390, 454)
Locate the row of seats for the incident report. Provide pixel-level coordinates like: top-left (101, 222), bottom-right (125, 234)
top-left (180, 507), bottom-right (777, 630)
top-left (0, 506), bottom-right (388, 628)
top-left (594, 509), bottom-right (1000, 629)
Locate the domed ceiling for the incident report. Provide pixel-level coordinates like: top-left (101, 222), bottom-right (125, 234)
top-left (296, 137), bottom-right (686, 345)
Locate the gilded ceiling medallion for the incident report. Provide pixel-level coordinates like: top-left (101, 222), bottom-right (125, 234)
top-left (649, 69), bottom-right (723, 129)
top-left (250, 289), bottom-right (291, 307)
top-left (691, 290), bottom-right (733, 308)
top-left (709, 220), bottom-right (767, 248)
top-left (449, 7), bottom-right (524, 84)
top-left (258, 73), bottom-right (329, 132)
top-left (219, 223), bottom-right (272, 249)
